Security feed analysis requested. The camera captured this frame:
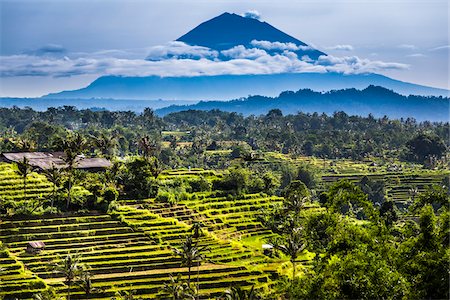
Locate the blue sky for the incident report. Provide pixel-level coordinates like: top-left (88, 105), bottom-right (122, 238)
top-left (0, 0), bottom-right (448, 97)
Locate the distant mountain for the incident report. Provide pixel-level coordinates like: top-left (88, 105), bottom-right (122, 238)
top-left (45, 72), bottom-right (449, 100)
top-left (177, 12), bottom-right (325, 60)
top-left (156, 86), bottom-right (450, 122)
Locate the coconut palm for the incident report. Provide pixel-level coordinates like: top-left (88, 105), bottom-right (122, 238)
top-left (78, 269), bottom-right (101, 299)
top-left (189, 221), bottom-right (206, 299)
top-left (16, 157), bottom-right (32, 199)
top-left (138, 136), bottom-right (158, 160)
top-left (269, 227), bottom-right (306, 279)
top-left (190, 222), bottom-right (204, 242)
top-left (43, 165), bottom-right (63, 209)
top-left (92, 133), bottom-right (117, 158)
top-left (220, 285), bottom-right (257, 300)
top-left (159, 274), bottom-right (195, 300)
top-left (54, 253), bottom-right (82, 300)
top-left (60, 133), bottom-right (86, 209)
top-left (173, 236), bottom-right (209, 286)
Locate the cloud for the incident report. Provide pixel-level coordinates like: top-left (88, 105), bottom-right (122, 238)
top-left (429, 45), bottom-right (450, 51)
top-left (24, 44), bottom-right (67, 57)
top-left (316, 55), bottom-right (409, 74)
top-left (0, 45), bottom-right (409, 79)
top-left (221, 45), bottom-right (268, 59)
top-left (326, 45), bottom-right (354, 51)
top-left (407, 53), bottom-right (426, 58)
top-left (250, 40), bottom-right (312, 51)
top-left (243, 10), bottom-right (261, 20)
top-left (145, 41), bottom-right (218, 61)
top-left (398, 44), bottom-right (417, 50)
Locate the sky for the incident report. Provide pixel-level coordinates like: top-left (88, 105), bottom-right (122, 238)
top-left (0, 0), bottom-right (448, 97)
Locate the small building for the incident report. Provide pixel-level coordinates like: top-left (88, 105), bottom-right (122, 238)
top-left (0, 152), bottom-right (111, 171)
top-left (262, 243), bottom-right (274, 256)
top-left (27, 241), bottom-right (45, 254)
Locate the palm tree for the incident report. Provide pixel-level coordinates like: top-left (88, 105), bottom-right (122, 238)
top-left (221, 285), bottom-right (257, 300)
top-left (92, 133), bottom-right (117, 158)
top-left (190, 222), bottom-right (204, 242)
top-left (138, 136), bottom-right (159, 160)
top-left (189, 222), bottom-right (205, 299)
top-left (61, 133), bottom-right (86, 209)
top-left (269, 227), bottom-right (306, 279)
top-left (159, 274), bottom-right (195, 300)
top-left (173, 236), bottom-right (209, 287)
top-left (54, 253), bottom-right (82, 300)
top-left (16, 157), bottom-right (32, 199)
top-left (43, 165), bottom-right (63, 210)
top-left (78, 269), bottom-right (100, 299)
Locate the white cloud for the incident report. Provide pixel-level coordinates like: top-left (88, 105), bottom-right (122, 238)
top-left (243, 10), bottom-right (261, 20)
top-left (0, 44), bottom-right (409, 79)
top-left (326, 44), bottom-right (354, 51)
top-left (407, 53), bottom-right (426, 57)
top-left (145, 41), bottom-right (218, 61)
top-left (250, 40), bottom-right (312, 51)
top-left (221, 45), bottom-right (268, 59)
top-left (316, 55), bottom-right (409, 74)
top-left (429, 45), bottom-right (450, 51)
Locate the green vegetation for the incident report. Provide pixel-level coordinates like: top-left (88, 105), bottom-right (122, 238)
top-left (0, 106), bottom-right (448, 299)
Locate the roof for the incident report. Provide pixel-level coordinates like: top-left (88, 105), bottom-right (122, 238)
top-left (28, 241), bottom-right (45, 248)
top-left (1, 152), bottom-right (111, 170)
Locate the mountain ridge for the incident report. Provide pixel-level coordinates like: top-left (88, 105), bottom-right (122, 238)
top-left (155, 85), bottom-right (449, 122)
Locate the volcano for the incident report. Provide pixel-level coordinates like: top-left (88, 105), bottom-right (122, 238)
top-left (176, 12), bottom-right (326, 60)
top-left (44, 12), bottom-right (449, 105)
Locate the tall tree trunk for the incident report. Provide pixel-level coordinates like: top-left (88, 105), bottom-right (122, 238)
top-left (67, 281), bottom-right (71, 300)
top-left (188, 265), bottom-right (191, 286)
top-left (292, 259), bottom-right (296, 280)
top-left (51, 184), bottom-right (55, 209)
top-left (23, 176), bottom-right (27, 199)
top-left (67, 171), bottom-right (72, 210)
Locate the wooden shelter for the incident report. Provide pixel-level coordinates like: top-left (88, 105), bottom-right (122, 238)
top-left (26, 241), bottom-right (45, 254)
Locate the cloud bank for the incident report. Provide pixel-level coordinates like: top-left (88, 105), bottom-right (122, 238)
top-left (0, 42), bottom-right (408, 78)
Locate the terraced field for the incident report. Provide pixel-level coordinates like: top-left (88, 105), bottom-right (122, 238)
top-left (321, 172), bottom-right (448, 207)
top-left (0, 208), bottom-right (270, 299)
top-left (0, 241), bottom-right (47, 300)
top-left (0, 163), bottom-right (52, 202)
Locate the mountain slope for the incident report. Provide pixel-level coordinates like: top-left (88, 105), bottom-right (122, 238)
top-left (177, 12), bottom-right (325, 59)
top-left (156, 86), bottom-right (450, 122)
top-left (44, 72), bottom-right (449, 100)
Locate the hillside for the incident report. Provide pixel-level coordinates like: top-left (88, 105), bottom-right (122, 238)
top-left (156, 85), bottom-right (450, 121)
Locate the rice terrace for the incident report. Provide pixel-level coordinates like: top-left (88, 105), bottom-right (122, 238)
top-left (0, 1), bottom-right (449, 299)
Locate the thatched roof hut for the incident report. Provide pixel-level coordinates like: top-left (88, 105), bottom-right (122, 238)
top-left (27, 241), bottom-right (45, 254)
top-left (0, 152), bottom-right (111, 171)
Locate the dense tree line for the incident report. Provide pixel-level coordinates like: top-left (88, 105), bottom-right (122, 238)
top-left (0, 106), bottom-right (448, 167)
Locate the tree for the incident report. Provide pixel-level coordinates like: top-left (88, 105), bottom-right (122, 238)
top-left (16, 157), bottom-right (32, 199)
top-left (282, 180), bottom-right (310, 215)
top-left (92, 132), bottom-right (117, 158)
top-left (406, 133), bottom-right (446, 163)
top-left (77, 269), bottom-right (101, 299)
top-left (54, 253), bottom-right (82, 300)
top-left (60, 133), bottom-right (86, 209)
top-left (138, 136), bottom-right (159, 160)
top-left (172, 236), bottom-right (209, 287)
top-left (159, 274), bottom-right (195, 300)
top-left (220, 285), bottom-right (258, 300)
top-left (269, 227), bottom-right (306, 279)
top-left (43, 165), bottom-right (63, 210)
top-left (322, 180), bottom-right (376, 220)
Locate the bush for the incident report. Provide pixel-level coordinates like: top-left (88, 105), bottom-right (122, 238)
top-left (156, 190), bottom-right (176, 206)
top-left (103, 186), bottom-right (119, 202)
